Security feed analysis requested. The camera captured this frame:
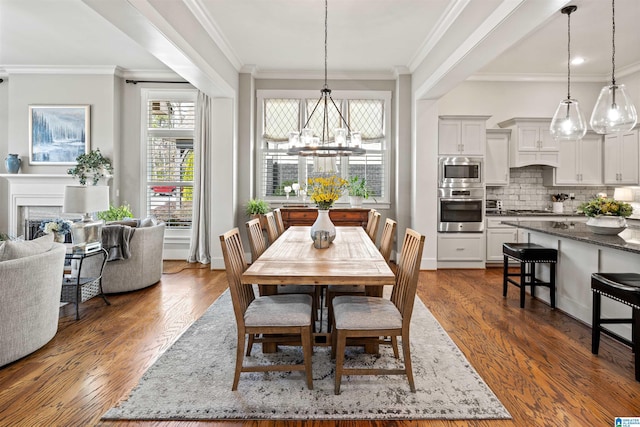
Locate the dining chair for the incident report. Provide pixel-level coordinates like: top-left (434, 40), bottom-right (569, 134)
top-left (219, 227), bottom-right (314, 391)
top-left (326, 218), bottom-right (398, 330)
top-left (273, 208), bottom-right (286, 235)
top-left (246, 218), bottom-right (320, 327)
top-left (331, 227), bottom-right (425, 395)
top-left (366, 211), bottom-right (381, 244)
top-left (263, 212), bottom-right (280, 244)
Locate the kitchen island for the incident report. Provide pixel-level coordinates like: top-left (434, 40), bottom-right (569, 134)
top-left (502, 219), bottom-right (640, 341)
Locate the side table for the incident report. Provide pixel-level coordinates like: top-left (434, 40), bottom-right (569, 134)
top-left (62, 247), bottom-right (110, 320)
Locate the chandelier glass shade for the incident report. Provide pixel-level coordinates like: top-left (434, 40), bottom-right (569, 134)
top-left (550, 5), bottom-right (587, 141)
top-left (589, 0), bottom-right (637, 134)
top-left (287, 0), bottom-right (365, 158)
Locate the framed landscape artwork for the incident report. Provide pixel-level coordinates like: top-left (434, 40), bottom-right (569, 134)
top-left (29, 105), bottom-right (90, 165)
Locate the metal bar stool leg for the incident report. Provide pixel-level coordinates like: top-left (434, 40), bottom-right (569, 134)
top-left (591, 291), bottom-right (601, 355)
top-left (503, 254), bottom-right (509, 297)
top-left (519, 261), bottom-right (526, 308)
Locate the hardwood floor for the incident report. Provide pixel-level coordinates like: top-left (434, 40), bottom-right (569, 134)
top-left (0, 262), bottom-right (638, 427)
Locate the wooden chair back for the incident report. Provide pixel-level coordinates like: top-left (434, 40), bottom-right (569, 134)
top-left (219, 228), bottom-right (254, 329)
top-left (379, 218), bottom-right (397, 263)
top-left (273, 208), bottom-right (286, 235)
top-left (245, 218), bottom-right (267, 263)
top-left (366, 211), bottom-right (381, 243)
top-left (263, 212), bottom-right (280, 244)
top-left (390, 228), bottom-right (425, 327)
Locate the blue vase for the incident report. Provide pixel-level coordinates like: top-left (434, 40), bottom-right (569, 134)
top-left (4, 154), bottom-right (21, 174)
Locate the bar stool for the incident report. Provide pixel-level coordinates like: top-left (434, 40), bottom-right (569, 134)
top-left (591, 273), bottom-right (640, 382)
top-left (502, 243), bottom-right (557, 308)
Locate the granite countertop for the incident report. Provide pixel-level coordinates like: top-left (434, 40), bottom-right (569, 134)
top-left (486, 210), bottom-right (585, 217)
top-left (502, 220), bottom-right (640, 254)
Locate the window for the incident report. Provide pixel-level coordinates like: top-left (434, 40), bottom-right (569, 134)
top-left (257, 90), bottom-right (391, 204)
top-left (141, 89), bottom-right (196, 228)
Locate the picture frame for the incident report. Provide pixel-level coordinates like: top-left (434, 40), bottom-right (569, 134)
top-left (29, 105), bottom-right (90, 165)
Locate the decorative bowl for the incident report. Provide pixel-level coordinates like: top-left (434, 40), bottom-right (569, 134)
top-left (585, 216), bottom-right (627, 235)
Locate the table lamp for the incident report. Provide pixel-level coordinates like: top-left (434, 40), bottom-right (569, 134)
top-left (613, 187), bottom-right (633, 202)
top-left (63, 185), bottom-right (110, 253)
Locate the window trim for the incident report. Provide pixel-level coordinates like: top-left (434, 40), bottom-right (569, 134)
top-left (256, 89), bottom-right (391, 206)
top-left (140, 88), bottom-right (197, 230)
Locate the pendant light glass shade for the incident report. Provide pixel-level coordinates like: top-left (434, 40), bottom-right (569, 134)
top-left (550, 5), bottom-right (586, 141)
top-left (550, 99), bottom-right (587, 140)
top-left (590, 0), bottom-right (638, 134)
top-left (590, 83), bottom-right (637, 134)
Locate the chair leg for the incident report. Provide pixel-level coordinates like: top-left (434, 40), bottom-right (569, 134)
top-left (519, 262), bottom-right (526, 308)
top-left (401, 333), bottom-right (416, 393)
top-left (549, 263), bottom-right (556, 309)
top-left (327, 293), bottom-right (335, 332)
top-left (391, 336), bottom-right (400, 359)
top-left (246, 333), bottom-right (255, 356)
top-left (232, 331), bottom-right (246, 391)
top-left (301, 325), bottom-right (314, 390)
top-left (502, 255), bottom-right (509, 297)
top-left (334, 330), bottom-right (346, 395)
top-left (530, 263), bottom-right (536, 299)
top-left (592, 292), bottom-right (601, 355)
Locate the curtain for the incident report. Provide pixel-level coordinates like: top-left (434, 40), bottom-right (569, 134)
top-left (188, 91), bottom-right (212, 264)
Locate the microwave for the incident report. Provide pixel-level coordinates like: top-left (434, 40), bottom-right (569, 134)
top-left (438, 156), bottom-right (483, 188)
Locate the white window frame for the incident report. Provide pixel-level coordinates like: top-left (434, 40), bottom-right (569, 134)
top-left (140, 88), bottom-right (197, 238)
top-left (256, 89), bottom-right (391, 207)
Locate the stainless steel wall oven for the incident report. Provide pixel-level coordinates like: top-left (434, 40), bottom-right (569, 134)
top-left (438, 187), bottom-right (484, 232)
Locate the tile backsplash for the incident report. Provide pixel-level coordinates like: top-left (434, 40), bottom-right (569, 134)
top-left (486, 165), bottom-right (628, 213)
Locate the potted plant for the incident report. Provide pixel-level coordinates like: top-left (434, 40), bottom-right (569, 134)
top-left (578, 196), bottom-right (633, 235)
top-left (347, 176), bottom-right (370, 208)
top-left (67, 149), bottom-right (114, 185)
top-left (97, 203), bottom-right (134, 222)
top-left (245, 198), bottom-right (270, 228)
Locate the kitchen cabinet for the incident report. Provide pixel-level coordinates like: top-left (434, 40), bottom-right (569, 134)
top-left (437, 233), bottom-right (485, 268)
top-left (603, 128), bottom-right (638, 185)
top-left (485, 129), bottom-right (511, 186)
top-left (438, 115), bottom-right (490, 156)
top-left (542, 131), bottom-right (603, 186)
top-left (497, 118), bottom-right (559, 167)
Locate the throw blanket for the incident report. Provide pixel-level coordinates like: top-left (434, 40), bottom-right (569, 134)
top-left (102, 225), bottom-right (136, 261)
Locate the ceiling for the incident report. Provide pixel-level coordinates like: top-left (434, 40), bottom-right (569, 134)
top-left (1, 0), bottom-right (639, 88)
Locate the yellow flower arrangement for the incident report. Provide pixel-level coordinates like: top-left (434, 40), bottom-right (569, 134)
top-left (577, 196), bottom-right (633, 218)
top-left (307, 175), bottom-right (348, 210)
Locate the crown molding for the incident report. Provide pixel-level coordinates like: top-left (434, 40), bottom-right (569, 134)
top-left (182, 0), bottom-right (243, 71)
top-left (253, 69), bottom-right (397, 81)
top-left (2, 65), bottom-right (121, 75)
top-left (239, 64), bottom-right (258, 76)
top-left (120, 69), bottom-right (184, 81)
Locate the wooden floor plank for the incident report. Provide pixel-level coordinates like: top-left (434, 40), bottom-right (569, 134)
top-left (0, 262), bottom-right (638, 427)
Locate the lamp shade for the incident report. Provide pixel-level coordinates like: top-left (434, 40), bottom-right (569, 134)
top-left (590, 84), bottom-right (638, 134)
top-left (63, 185), bottom-right (110, 215)
top-left (613, 187), bottom-right (634, 202)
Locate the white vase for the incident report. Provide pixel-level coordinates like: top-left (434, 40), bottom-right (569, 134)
top-left (585, 215), bottom-right (627, 235)
top-left (54, 232), bottom-right (66, 243)
top-left (310, 209), bottom-right (336, 248)
top-left (349, 196), bottom-right (363, 208)
top-left (552, 202), bottom-right (563, 213)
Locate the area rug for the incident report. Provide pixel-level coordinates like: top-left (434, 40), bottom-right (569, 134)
top-left (102, 290), bottom-right (511, 421)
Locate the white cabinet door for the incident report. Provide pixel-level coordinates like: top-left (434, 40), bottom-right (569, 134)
top-left (438, 116), bottom-right (489, 156)
top-left (579, 133), bottom-right (603, 184)
top-left (485, 130), bottom-right (510, 186)
top-left (555, 139), bottom-right (579, 184)
top-left (539, 127), bottom-right (559, 151)
top-left (486, 228), bottom-right (518, 262)
top-left (498, 118), bottom-right (559, 167)
top-left (604, 130), bottom-right (639, 185)
top-left (517, 126), bottom-right (540, 151)
top-left (437, 234), bottom-right (485, 261)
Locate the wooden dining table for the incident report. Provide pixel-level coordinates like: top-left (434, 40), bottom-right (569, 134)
top-left (242, 226), bottom-right (396, 349)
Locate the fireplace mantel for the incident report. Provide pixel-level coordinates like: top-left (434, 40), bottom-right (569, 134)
top-left (0, 174), bottom-right (84, 237)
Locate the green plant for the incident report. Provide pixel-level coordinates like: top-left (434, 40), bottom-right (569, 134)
top-left (577, 196), bottom-right (633, 218)
top-left (347, 176), bottom-right (371, 199)
top-left (97, 203), bottom-right (134, 221)
top-left (67, 149), bottom-right (114, 185)
top-left (0, 232), bottom-right (10, 241)
top-left (245, 198), bottom-right (270, 216)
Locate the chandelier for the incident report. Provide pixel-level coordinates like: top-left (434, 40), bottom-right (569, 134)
top-left (549, 5), bottom-right (587, 141)
top-left (287, 0), bottom-right (365, 158)
top-left (589, 0), bottom-right (637, 134)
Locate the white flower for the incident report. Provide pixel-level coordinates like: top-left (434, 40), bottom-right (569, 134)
top-left (44, 222), bottom-right (59, 234)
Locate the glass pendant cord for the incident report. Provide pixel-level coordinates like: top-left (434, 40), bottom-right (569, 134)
top-left (550, 5), bottom-right (586, 140)
top-left (288, 0), bottom-right (364, 157)
top-left (589, 0), bottom-right (637, 134)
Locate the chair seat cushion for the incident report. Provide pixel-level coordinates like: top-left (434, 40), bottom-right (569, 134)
top-left (502, 242), bottom-right (557, 262)
top-left (333, 295), bottom-right (401, 330)
top-left (591, 273), bottom-right (640, 294)
top-left (245, 294), bottom-right (312, 327)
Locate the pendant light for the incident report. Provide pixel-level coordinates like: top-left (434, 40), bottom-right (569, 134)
top-left (589, 0), bottom-right (637, 134)
top-left (550, 5), bottom-right (587, 141)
